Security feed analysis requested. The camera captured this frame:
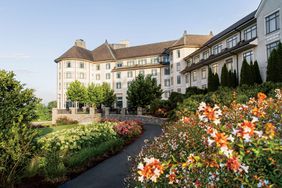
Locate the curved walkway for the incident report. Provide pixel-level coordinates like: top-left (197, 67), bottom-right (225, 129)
top-left (60, 123), bottom-right (162, 188)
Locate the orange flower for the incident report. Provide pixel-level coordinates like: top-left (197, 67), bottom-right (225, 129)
top-left (257, 92), bottom-right (267, 103)
top-left (252, 107), bottom-right (265, 118)
top-left (226, 156), bottom-right (241, 172)
top-left (203, 106), bottom-right (216, 121)
top-left (237, 120), bottom-right (256, 139)
top-left (138, 158), bottom-right (164, 182)
top-left (265, 123), bottom-right (275, 138)
top-left (206, 160), bottom-right (219, 168)
top-left (181, 116), bottom-right (191, 124)
top-left (214, 132), bottom-right (228, 148)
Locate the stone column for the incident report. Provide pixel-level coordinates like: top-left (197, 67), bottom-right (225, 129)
top-left (89, 107), bottom-right (95, 115)
top-left (52, 108), bottom-right (57, 125)
top-left (121, 108), bottom-right (127, 116)
top-left (104, 107), bottom-right (110, 116)
top-left (70, 107), bottom-right (76, 114)
top-left (137, 107), bottom-right (143, 115)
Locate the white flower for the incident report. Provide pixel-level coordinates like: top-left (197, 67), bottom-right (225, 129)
top-left (214, 119), bottom-right (221, 125)
top-left (227, 135), bottom-right (235, 142)
top-left (243, 134), bottom-right (251, 142)
top-left (208, 137), bottom-right (215, 146)
top-left (240, 164), bottom-right (249, 173)
top-left (220, 146), bottom-right (233, 157)
top-left (254, 131), bottom-right (263, 138)
top-left (251, 117), bottom-right (259, 123)
top-left (138, 176), bottom-right (144, 182)
top-left (232, 128), bottom-right (239, 136)
top-left (137, 163), bottom-right (144, 170)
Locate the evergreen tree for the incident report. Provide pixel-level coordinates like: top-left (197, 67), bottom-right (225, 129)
top-left (221, 64), bottom-right (229, 87)
top-left (249, 61), bottom-right (255, 85)
top-left (214, 73), bottom-right (220, 91)
top-left (240, 59), bottom-right (251, 85)
top-left (208, 67), bottom-right (215, 92)
top-left (232, 70), bottom-right (238, 88)
top-left (266, 49), bottom-right (279, 82)
top-left (227, 70), bottom-right (233, 87)
top-left (253, 61), bottom-right (262, 84)
top-left (277, 43), bottom-right (282, 82)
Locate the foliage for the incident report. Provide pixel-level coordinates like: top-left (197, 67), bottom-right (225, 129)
top-left (185, 87), bottom-right (207, 98)
top-left (56, 116), bottom-right (78, 125)
top-left (221, 64), bottom-right (229, 87)
top-left (0, 70), bottom-right (40, 186)
top-left (35, 103), bottom-right (51, 121)
top-left (253, 61), bottom-right (262, 84)
top-left (149, 99), bottom-right (170, 118)
top-left (87, 83), bottom-right (104, 108)
top-left (47, 100), bottom-right (57, 110)
top-left (240, 59), bottom-right (251, 85)
top-left (128, 90), bottom-right (282, 187)
top-left (113, 120), bottom-right (143, 141)
top-left (208, 67), bottom-right (219, 92)
top-left (127, 74), bottom-right (163, 108)
top-left (267, 43), bottom-right (282, 82)
top-left (66, 80), bottom-right (87, 106)
top-left (101, 83), bottom-right (116, 107)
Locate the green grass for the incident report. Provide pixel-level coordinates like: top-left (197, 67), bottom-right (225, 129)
top-left (65, 138), bottom-right (124, 168)
top-left (38, 124), bottom-right (82, 137)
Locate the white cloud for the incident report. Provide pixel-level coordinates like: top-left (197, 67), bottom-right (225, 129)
top-left (0, 53), bottom-right (31, 59)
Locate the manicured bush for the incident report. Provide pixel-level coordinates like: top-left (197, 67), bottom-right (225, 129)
top-left (113, 120), bottom-right (142, 141)
top-left (150, 99), bottom-right (170, 118)
top-left (221, 64), bottom-right (229, 87)
top-left (240, 59), bottom-right (251, 85)
top-left (185, 87), bottom-right (207, 98)
top-left (253, 61), bottom-right (262, 84)
top-left (128, 90), bottom-right (282, 187)
top-left (208, 67), bottom-right (220, 92)
top-left (56, 116), bottom-right (79, 125)
top-left (0, 70), bottom-right (40, 186)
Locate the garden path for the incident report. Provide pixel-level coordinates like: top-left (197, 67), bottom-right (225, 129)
top-left (60, 123), bottom-right (162, 188)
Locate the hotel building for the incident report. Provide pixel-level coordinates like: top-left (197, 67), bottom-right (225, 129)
top-left (55, 0), bottom-right (281, 109)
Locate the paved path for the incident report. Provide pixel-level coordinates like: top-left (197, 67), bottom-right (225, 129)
top-left (60, 124), bottom-right (162, 188)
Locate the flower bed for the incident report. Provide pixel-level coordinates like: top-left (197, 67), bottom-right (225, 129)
top-left (113, 120), bottom-right (143, 141)
top-left (127, 89), bottom-right (282, 187)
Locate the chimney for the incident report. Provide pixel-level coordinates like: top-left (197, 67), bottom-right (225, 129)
top-left (209, 31), bottom-right (214, 36)
top-left (75, 39), bottom-right (86, 48)
top-left (119, 40), bottom-right (129, 48)
top-left (183, 30), bottom-right (188, 36)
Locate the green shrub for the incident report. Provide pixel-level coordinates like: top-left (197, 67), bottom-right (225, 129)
top-left (0, 70), bottom-right (40, 187)
top-left (149, 99), bottom-right (170, 118)
top-left (56, 116), bottom-right (79, 125)
top-left (185, 87), bottom-right (207, 98)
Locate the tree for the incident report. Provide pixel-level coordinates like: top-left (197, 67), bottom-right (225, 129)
top-left (231, 70), bottom-right (238, 88)
top-left (214, 73), bottom-right (220, 90)
top-left (127, 74), bottom-right (162, 108)
top-left (66, 80), bottom-right (87, 108)
top-left (277, 43), bottom-right (282, 82)
top-left (35, 103), bottom-right (51, 121)
top-left (0, 70), bottom-right (40, 186)
top-left (208, 67), bottom-right (215, 92)
top-left (249, 61), bottom-right (255, 85)
top-left (221, 64), bottom-right (229, 87)
top-left (240, 59), bottom-right (251, 85)
top-left (87, 83), bottom-right (104, 108)
top-left (47, 100), bottom-right (57, 110)
top-left (101, 83), bottom-right (116, 107)
top-left (253, 61), bottom-right (262, 84)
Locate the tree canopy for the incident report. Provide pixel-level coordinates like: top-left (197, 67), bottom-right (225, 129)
top-left (267, 43), bottom-right (282, 82)
top-left (127, 74), bottom-right (163, 108)
top-left (66, 80), bottom-right (87, 106)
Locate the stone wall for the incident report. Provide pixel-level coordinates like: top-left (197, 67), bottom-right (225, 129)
top-left (104, 114), bottom-right (167, 125)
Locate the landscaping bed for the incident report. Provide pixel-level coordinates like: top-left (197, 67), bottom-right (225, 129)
top-left (16, 119), bottom-right (143, 188)
top-left (126, 89), bottom-right (282, 187)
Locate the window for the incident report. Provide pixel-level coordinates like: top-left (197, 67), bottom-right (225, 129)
top-left (243, 51), bottom-right (253, 63)
top-left (96, 64), bottom-right (100, 71)
top-left (227, 35), bottom-right (238, 48)
top-left (116, 82), bottom-right (122, 89)
top-left (106, 63), bottom-right (111, 70)
top-left (116, 96), bottom-right (123, 108)
top-left (96, 74), bottom-right (100, 80)
top-left (176, 62), bottom-right (181, 71)
top-left (164, 79), bottom-right (170, 87)
top-left (213, 44), bottom-right (222, 55)
top-left (164, 67), bottom-right (170, 75)
top-left (127, 60), bottom-right (135, 66)
top-left (66, 62), bottom-right (71, 68)
top-left (127, 81), bottom-right (132, 87)
top-left (244, 25), bottom-right (257, 40)
top-left (152, 69), bottom-right (158, 76)
top-left (177, 75), bottom-right (181, 84)
top-left (66, 72), bottom-right (72, 78)
top-left (266, 11), bottom-right (280, 34)
top-left (106, 73), bottom-right (111, 80)
top-left (79, 73), bottom-right (85, 79)
top-left (225, 58), bottom-right (233, 71)
top-left (201, 68), bottom-right (206, 79)
top-left (212, 64), bottom-right (218, 74)
top-left (139, 70), bottom-right (144, 75)
top-left (177, 50), bottom-right (181, 58)
top-left (194, 55), bottom-right (200, 63)
top-left (193, 71), bottom-right (197, 81)
top-left (266, 41), bottom-right (280, 57)
top-left (138, 59), bottom-right (147, 65)
top-left (151, 57), bottom-right (159, 64)
top-left (164, 91), bottom-right (171, 98)
top-left (185, 74), bottom-right (189, 83)
top-left (116, 72), bottom-right (121, 79)
top-left (117, 62), bottom-right (123, 67)
top-left (127, 71), bottom-right (133, 78)
top-left (80, 62), bottom-right (84, 69)
top-left (203, 50), bottom-right (209, 59)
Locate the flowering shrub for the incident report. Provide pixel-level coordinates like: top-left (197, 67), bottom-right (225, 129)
top-left (113, 120), bottom-right (142, 140)
top-left (127, 90), bottom-right (282, 187)
top-left (38, 122), bottom-right (117, 154)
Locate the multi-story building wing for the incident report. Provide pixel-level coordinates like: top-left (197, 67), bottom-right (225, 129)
top-left (181, 0), bottom-right (281, 88)
top-left (55, 33), bottom-right (212, 109)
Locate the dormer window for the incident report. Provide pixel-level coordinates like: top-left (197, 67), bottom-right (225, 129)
top-left (227, 35), bottom-right (238, 48)
top-left (194, 55), bottom-right (200, 63)
top-left (244, 25), bottom-right (257, 40)
top-left (213, 44), bottom-right (222, 55)
top-left (203, 50), bottom-right (209, 60)
top-left (117, 62), bottom-right (123, 67)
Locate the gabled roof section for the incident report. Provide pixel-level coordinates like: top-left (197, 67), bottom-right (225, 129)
top-left (171, 34), bottom-right (213, 48)
top-left (92, 41), bottom-right (116, 62)
top-left (114, 40), bottom-right (176, 60)
top-left (55, 46), bottom-right (94, 63)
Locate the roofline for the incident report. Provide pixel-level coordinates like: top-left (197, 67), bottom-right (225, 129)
top-left (255, 0), bottom-right (266, 17)
top-left (54, 57), bottom-right (94, 63)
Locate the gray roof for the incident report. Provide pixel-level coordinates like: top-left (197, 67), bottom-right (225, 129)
top-left (55, 46), bottom-right (94, 63)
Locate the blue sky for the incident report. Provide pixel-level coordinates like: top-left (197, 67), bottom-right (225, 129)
top-left (0, 0), bottom-right (261, 103)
